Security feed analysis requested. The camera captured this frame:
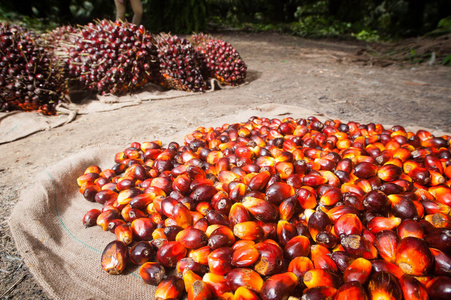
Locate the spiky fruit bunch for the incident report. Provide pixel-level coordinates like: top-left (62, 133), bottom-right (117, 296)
top-left (155, 33), bottom-right (207, 92)
top-left (0, 23), bottom-right (68, 115)
top-left (190, 33), bottom-right (247, 86)
top-left (56, 20), bottom-right (160, 95)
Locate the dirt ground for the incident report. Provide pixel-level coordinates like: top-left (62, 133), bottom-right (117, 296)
top-left (0, 32), bottom-right (450, 299)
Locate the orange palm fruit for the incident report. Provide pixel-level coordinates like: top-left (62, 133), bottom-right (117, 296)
top-left (367, 216), bottom-right (401, 234)
top-left (334, 281), bottom-right (368, 300)
top-left (154, 276), bottom-right (185, 300)
top-left (284, 235), bottom-right (311, 261)
top-left (395, 237), bottom-right (434, 276)
top-left (371, 260), bottom-right (404, 279)
top-left (187, 280), bottom-right (213, 300)
top-left (277, 220), bottom-right (298, 246)
top-left (233, 221), bottom-right (265, 241)
top-left (310, 244), bottom-right (338, 272)
top-left (209, 226), bottom-right (236, 249)
top-left (175, 227), bottom-right (208, 250)
top-left (182, 269), bottom-right (203, 292)
top-left (253, 240), bottom-right (284, 276)
top-left (343, 257), bottom-right (372, 285)
top-left (367, 271), bottom-right (402, 300)
top-left (397, 219), bottom-right (424, 239)
top-left (203, 272), bottom-right (232, 298)
top-left (139, 262), bottom-right (165, 286)
top-left (334, 213), bottom-right (363, 238)
top-left (114, 223), bottom-right (133, 245)
top-left (374, 230), bottom-right (399, 263)
top-left (242, 197), bottom-right (278, 222)
top-left (208, 247), bottom-right (234, 275)
top-left (340, 234), bottom-right (378, 259)
top-left (303, 269), bottom-right (342, 289)
top-left (233, 286), bottom-right (260, 300)
top-left (287, 256), bottom-right (314, 281)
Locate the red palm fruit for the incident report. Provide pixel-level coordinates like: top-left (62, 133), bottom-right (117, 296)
top-left (187, 280), bottom-right (212, 300)
top-left (232, 244), bottom-right (259, 267)
top-left (334, 213), bottom-right (364, 238)
top-left (226, 268), bottom-right (264, 293)
top-left (203, 272), bottom-right (232, 298)
top-left (319, 187), bottom-right (342, 206)
top-left (140, 262), bottom-right (165, 286)
top-left (229, 182), bottom-right (248, 203)
top-left (341, 183), bottom-right (365, 198)
top-left (310, 244), bottom-right (338, 272)
top-left (363, 190), bottom-right (389, 212)
top-left (398, 274), bottom-right (429, 300)
top-left (426, 276), bottom-right (451, 300)
top-left (173, 174), bottom-right (192, 195)
top-left (424, 228), bottom-right (451, 255)
top-left (101, 240), bottom-right (128, 275)
top-left (330, 251), bottom-right (355, 273)
top-left (129, 241), bottom-right (154, 265)
top-left (176, 227), bottom-right (208, 249)
top-left (367, 216), bottom-right (401, 234)
top-left (343, 257), bottom-right (372, 284)
top-left (374, 230), bottom-right (399, 263)
top-left (209, 226), bottom-right (236, 249)
top-left (164, 225), bottom-right (184, 241)
top-left (77, 172), bottom-right (100, 187)
top-left (131, 217), bottom-right (155, 241)
top-left (308, 209), bottom-right (331, 242)
top-left (193, 218), bottom-right (209, 232)
top-left (340, 234), bottom-right (378, 259)
top-left (229, 203), bottom-right (253, 227)
top-left (303, 172), bottom-right (327, 186)
top-left (189, 245), bottom-right (211, 265)
top-left (277, 220), bottom-right (298, 246)
top-left (315, 231), bottom-right (338, 249)
top-left (155, 276), bottom-right (185, 300)
top-left (253, 241), bottom-right (284, 276)
top-left (95, 190), bottom-right (118, 205)
top-left (296, 187), bottom-right (318, 209)
top-left (425, 212), bottom-right (450, 228)
top-left (242, 197), bottom-right (278, 222)
top-left (260, 272), bottom-right (298, 300)
top-left (218, 170), bottom-right (242, 185)
top-left (97, 209), bottom-right (121, 231)
top-left (288, 256), bottom-right (314, 281)
top-left (367, 271), bottom-right (402, 300)
top-left (258, 221), bottom-right (278, 241)
top-left (279, 196), bottom-right (299, 221)
top-left (334, 281), bottom-right (368, 300)
top-left (371, 260), bottom-right (404, 279)
top-left (208, 247), bottom-right (234, 275)
top-left (377, 164), bottom-right (402, 182)
top-left (211, 194), bottom-right (233, 215)
top-left (301, 286), bottom-right (337, 300)
top-left (424, 154), bottom-right (444, 173)
top-left (266, 182), bottom-right (296, 205)
top-left (408, 167), bottom-right (431, 185)
top-left (420, 199), bottom-right (450, 215)
top-left (430, 248), bottom-right (451, 276)
top-left (233, 287), bottom-right (260, 300)
top-left (397, 219), bottom-right (424, 239)
top-left (122, 206), bottom-right (147, 222)
top-left (157, 241), bottom-right (187, 268)
top-left (378, 182), bottom-right (405, 195)
top-left (233, 221), bottom-right (264, 241)
top-left (327, 204), bottom-right (360, 222)
top-left (303, 269), bottom-right (343, 289)
top-left (206, 210), bottom-right (230, 227)
top-left (353, 162), bottom-right (378, 179)
top-left (395, 237), bottom-right (434, 276)
top-left (116, 187), bottom-right (141, 205)
top-left (177, 257), bottom-right (208, 277)
top-left (284, 235), bottom-right (311, 261)
top-left (82, 209), bottom-right (101, 228)
top-left (115, 224), bottom-right (133, 245)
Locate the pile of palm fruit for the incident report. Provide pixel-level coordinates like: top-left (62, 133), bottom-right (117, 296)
top-left (77, 115), bottom-right (451, 300)
top-left (0, 20), bottom-right (247, 115)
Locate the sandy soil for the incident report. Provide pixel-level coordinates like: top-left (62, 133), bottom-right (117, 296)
top-left (0, 32), bottom-right (450, 299)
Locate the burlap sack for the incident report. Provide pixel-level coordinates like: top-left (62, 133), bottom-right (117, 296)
top-left (8, 103), bottom-right (450, 299)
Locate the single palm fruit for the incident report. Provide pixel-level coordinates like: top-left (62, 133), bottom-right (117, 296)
top-left (101, 240), bottom-right (128, 275)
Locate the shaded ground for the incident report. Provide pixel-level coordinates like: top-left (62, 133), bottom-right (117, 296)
top-left (0, 32), bottom-right (450, 299)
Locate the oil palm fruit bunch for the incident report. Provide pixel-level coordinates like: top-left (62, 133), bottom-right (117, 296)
top-left (55, 20), bottom-right (160, 95)
top-left (155, 33), bottom-right (207, 92)
top-left (78, 116), bottom-right (451, 300)
top-left (0, 23), bottom-right (68, 115)
top-left (190, 33), bottom-right (247, 86)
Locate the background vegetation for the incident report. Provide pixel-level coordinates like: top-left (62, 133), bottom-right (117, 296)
top-left (0, 0), bottom-right (450, 40)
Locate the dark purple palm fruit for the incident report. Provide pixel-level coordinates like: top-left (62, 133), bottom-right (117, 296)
top-left (155, 33), bottom-right (207, 92)
top-left (0, 23), bottom-right (68, 115)
top-left (190, 33), bottom-right (247, 86)
top-left (55, 20), bottom-right (160, 95)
